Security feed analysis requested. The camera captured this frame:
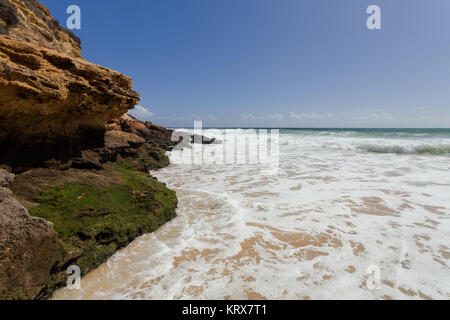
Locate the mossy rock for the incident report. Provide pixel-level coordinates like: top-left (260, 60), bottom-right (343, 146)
top-left (27, 166), bottom-right (177, 297)
top-left (117, 143), bottom-right (170, 172)
top-left (0, 288), bottom-right (31, 300)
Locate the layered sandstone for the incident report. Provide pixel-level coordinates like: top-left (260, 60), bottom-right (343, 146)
top-left (0, 0), bottom-right (139, 171)
top-left (0, 0), bottom-right (81, 57)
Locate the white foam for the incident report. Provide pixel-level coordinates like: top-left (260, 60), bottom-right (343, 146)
top-left (53, 129), bottom-right (450, 300)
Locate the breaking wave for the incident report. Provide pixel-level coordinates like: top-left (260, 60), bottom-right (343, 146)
top-left (357, 144), bottom-right (450, 155)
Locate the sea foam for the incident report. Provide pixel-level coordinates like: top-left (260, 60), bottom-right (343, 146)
top-left (53, 129), bottom-right (450, 300)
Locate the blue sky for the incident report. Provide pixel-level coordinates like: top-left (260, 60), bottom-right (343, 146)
top-left (41, 0), bottom-right (450, 128)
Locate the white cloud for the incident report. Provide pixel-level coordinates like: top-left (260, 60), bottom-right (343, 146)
top-left (352, 112), bottom-right (394, 121)
top-left (269, 113), bottom-right (283, 120)
top-left (242, 113), bottom-right (284, 121)
top-left (290, 112), bottom-right (334, 120)
top-left (153, 114), bottom-right (217, 122)
top-left (128, 105), bottom-right (154, 121)
top-left (381, 112), bottom-right (395, 120)
top-left (419, 115), bottom-right (432, 121)
top-left (191, 114), bottom-right (218, 121)
top-left (242, 113), bottom-right (256, 120)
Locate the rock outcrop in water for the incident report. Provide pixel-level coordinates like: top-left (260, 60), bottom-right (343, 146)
top-left (0, 0), bottom-right (177, 299)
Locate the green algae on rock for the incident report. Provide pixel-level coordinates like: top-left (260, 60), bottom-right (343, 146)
top-left (3, 113), bottom-right (179, 299)
top-left (20, 164), bottom-right (177, 298)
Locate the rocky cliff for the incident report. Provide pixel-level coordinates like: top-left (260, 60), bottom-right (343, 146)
top-left (0, 0), bottom-right (81, 57)
top-left (0, 0), bottom-right (139, 171)
top-left (0, 0), bottom-right (178, 299)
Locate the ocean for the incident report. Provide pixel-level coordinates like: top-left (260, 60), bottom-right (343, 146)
top-left (53, 128), bottom-right (450, 300)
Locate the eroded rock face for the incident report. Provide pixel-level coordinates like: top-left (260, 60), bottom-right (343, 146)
top-left (0, 169), bottom-right (65, 299)
top-left (0, 0), bottom-right (139, 171)
top-left (0, 168), bottom-right (13, 186)
top-left (107, 114), bottom-right (177, 150)
top-left (0, 0), bottom-right (81, 57)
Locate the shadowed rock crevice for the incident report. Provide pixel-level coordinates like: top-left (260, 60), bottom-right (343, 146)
top-left (0, 0), bottom-right (19, 32)
top-left (0, 124), bottom-right (107, 172)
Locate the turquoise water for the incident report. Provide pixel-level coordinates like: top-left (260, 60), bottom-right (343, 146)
top-left (278, 129), bottom-right (450, 155)
top-left (278, 128), bottom-right (450, 138)
top-left (179, 128), bottom-right (450, 155)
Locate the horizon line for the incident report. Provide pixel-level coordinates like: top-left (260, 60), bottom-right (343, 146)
top-left (164, 126), bottom-right (450, 130)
